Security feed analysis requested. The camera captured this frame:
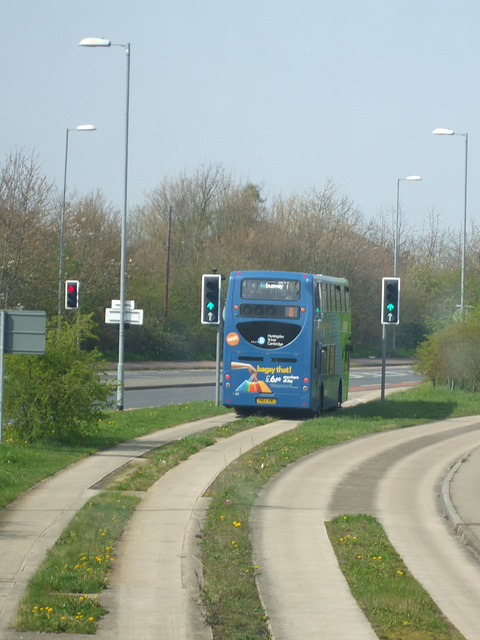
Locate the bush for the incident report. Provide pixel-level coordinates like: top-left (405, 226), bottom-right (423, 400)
top-left (4, 315), bottom-right (114, 443)
top-left (415, 307), bottom-right (480, 391)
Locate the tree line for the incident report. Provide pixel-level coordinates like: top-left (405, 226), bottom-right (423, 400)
top-left (2, 149), bottom-right (478, 361)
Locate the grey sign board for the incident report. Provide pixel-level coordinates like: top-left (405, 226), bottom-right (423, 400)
top-left (3, 310), bottom-right (46, 354)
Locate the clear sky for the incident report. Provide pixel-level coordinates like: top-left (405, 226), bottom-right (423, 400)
top-left (2, 1), bottom-right (479, 233)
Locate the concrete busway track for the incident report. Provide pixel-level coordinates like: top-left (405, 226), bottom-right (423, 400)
top-left (0, 412), bottom-right (300, 640)
top-left (251, 414), bottom-right (480, 640)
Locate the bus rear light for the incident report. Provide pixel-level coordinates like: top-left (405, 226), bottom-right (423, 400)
top-left (303, 386), bottom-right (308, 392)
top-left (301, 307), bottom-right (306, 313)
top-left (225, 374), bottom-right (230, 380)
top-left (304, 378), bottom-right (309, 383)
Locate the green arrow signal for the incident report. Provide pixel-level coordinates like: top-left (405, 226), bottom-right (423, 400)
top-left (206, 302), bottom-right (215, 310)
top-left (386, 303), bottom-right (395, 312)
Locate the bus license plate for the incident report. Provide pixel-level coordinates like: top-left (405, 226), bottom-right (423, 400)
top-left (256, 397), bottom-right (277, 405)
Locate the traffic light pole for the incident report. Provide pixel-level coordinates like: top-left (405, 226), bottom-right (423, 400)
top-left (381, 276), bottom-right (400, 402)
top-left (201, 273), bottom-right (222, 406)
top-left (381, 324), bottom-right (387, 403)
top-left (215, 317), bottom-right (222, 407)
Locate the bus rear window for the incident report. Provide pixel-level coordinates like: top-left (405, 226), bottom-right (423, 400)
top-left (241, 279), bottom-right (300, 301)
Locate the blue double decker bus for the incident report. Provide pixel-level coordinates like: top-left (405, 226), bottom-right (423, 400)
top-left (222, 270), bottom-right (352, 416)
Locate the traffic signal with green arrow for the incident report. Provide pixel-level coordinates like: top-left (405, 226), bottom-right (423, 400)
top-left (381, 277), bottom-right (400, 325)
top-left (201, 274), bottom-right (221, 325)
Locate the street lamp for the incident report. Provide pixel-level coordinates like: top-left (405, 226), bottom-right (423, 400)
top-left (432, 128), bottom-right (469, 311)
top-left (58, 124), bottom-right (96, 318)
top-left (395, 175), bottom-right (422, 276)
top-left (79, 37), bottom-right (131, 411)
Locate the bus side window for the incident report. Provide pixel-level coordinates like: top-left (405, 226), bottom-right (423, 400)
top-left (322, 283), bottom-right (330, 312)
top-left (335, 285), bottom-right (341, 312)
top-left (314, 284), bottom-right (322, 319)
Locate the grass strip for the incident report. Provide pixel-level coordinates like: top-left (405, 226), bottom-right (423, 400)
top-left (15, 491), bottom-right (140, 634)
top-left (326, 514), bottom-right (465, 640)
top-left (201, 384), bottom-right (479, 639)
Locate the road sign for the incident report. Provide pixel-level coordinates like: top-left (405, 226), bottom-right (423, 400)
top-left (0, 309), bottom-right (47, 442)
top-left (111, 299), bottom-right (136, 310)
top-left (3, 310), bottom-right (46, 354)
top-left (105, 307), bottom-right (144, 325)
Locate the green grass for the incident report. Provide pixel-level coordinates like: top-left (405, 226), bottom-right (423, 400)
top-left (15, 491), bottom-right (141, 634)
top-left (326, 515), bottom-right (464, 639)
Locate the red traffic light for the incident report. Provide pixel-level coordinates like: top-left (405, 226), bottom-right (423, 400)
top-left (65, 280), bottom-right (80, 310)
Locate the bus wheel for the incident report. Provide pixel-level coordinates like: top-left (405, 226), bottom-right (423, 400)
top-left (235, 408), bottom-right (253, 418)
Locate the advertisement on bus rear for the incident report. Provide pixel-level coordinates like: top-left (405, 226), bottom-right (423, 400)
top-left (229, 359), bottom-right (303, 398)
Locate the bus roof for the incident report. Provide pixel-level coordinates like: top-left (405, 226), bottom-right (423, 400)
top-left (229, 270), bottom-right (349, 284)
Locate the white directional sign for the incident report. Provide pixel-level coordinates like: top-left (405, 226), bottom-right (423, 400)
top-left (105, 308), bottom-right (144, 325)
top-left (111, 299), bottom-right (136, 311)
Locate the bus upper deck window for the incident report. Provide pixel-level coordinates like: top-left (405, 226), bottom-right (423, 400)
top-left (241, 279), bottom-right (300, 301)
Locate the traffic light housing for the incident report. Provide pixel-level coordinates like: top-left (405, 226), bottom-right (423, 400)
top-left (201, 274), bottom-right (221, 325)
top-left (381, 277), bottom-right (400, 324)
top-left (65, 280), bottom-right (80, 310)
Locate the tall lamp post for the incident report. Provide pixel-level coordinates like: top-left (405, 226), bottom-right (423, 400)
top-left (79, 37), bottom-right (131, 411)
top-left (394, 175), bottom-right (422, 277)
top-left (58, 124), bottom-right (96, 318)
top-left (432, 128), bottom-right (469, 312)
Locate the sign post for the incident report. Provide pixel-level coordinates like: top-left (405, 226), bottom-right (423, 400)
top-left (104, 301), bottom-right (144, 411)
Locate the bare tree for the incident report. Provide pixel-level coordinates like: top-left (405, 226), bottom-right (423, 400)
top-left (62, 190), bottom-right (121, 313)
top-left (0, 150), bottom-right (55, 308)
